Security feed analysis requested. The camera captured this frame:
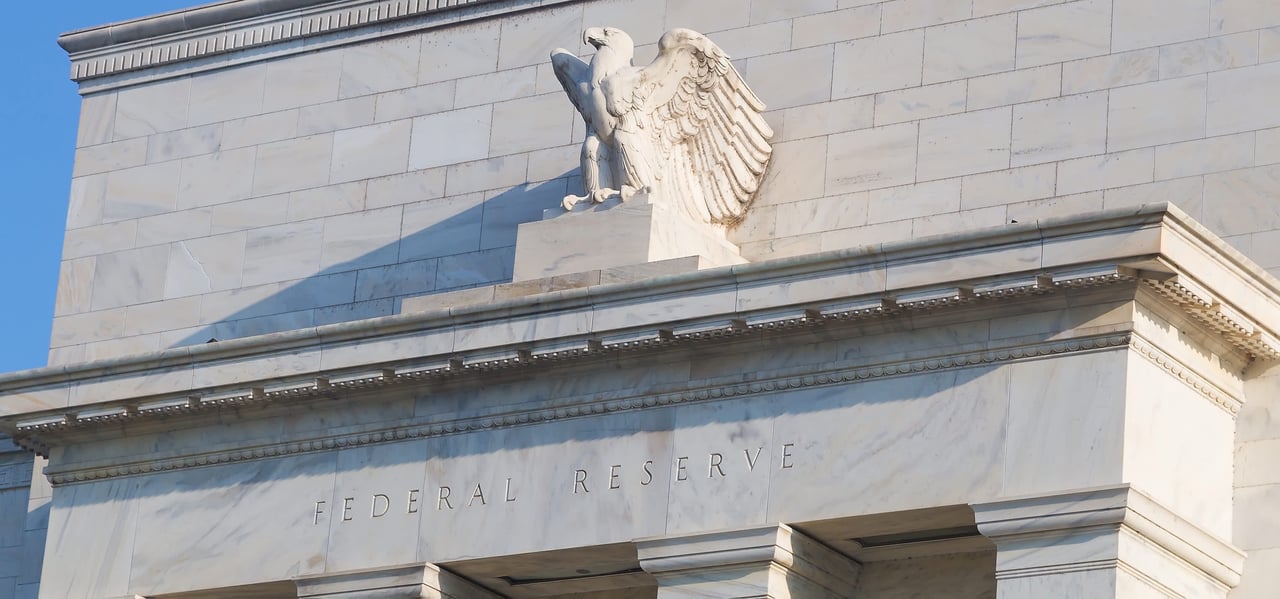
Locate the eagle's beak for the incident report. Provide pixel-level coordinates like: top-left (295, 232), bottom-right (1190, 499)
top-left (584, 27), bottom-right (606, 49)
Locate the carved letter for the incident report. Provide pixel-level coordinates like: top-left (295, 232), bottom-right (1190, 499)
top-left (709, 453), bottom-right (725, 478)
top-left (313, 501), bottom-right (326, 525)
top-left (407, 489), bottom-right (420, 514)
top-left (469, 484), bottom-right (486, 507)
top-left (610, 465), bottom-right (622, 489)
top-left (782, 443), bottom-right (795, 469)
top-left (371, 494), bottom-right (390, 518)
top-left (676, 457), bottom-right (689, 481)
top-left (574, 469), bottom-right (590, 494)
top-left (342, 497), bottom-right (354, 522)
top-left (505, 478), bottom-right (516, 502)
top-left (438, 486), bottom-right (453, 510)
top-left (744, 447), bottom-right (763, 471)
top-left (641, 460), bottom-right (654, 486)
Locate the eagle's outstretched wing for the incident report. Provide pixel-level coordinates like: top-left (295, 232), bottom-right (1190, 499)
top-left (551, 49), bottom-right (592, 126)
top-left (607, 29), bottom-right (773, 225)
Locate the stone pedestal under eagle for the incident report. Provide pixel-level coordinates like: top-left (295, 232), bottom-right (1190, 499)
top-left (551, 27), bottom-right (774, 227)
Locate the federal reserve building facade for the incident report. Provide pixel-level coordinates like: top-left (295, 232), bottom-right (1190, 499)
top-left (2, 0), bottom-right (1280, 597)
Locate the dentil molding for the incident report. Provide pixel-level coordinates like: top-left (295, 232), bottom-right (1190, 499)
top-left (59, 0), bottom-right (572, 88)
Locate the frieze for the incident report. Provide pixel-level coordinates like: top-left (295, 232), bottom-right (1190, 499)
top-left (41, 333), bottom-right (1131, 486)
top-left (311, 443), bottom-right (797, 525)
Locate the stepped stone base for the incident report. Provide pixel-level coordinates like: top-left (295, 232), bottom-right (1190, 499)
top-left (512, 193), bottom-right (746, 283)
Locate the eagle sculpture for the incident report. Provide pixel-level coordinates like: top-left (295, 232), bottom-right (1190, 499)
top-left (551, 27), bottom-right (774, 227)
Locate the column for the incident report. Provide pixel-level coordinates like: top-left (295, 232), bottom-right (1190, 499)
top-left (295, 563), bottom-right (500, 599)
top-left (973, 485), bottom-right (1244, 598)
top-left (637, 524), bottom-right (860, 598)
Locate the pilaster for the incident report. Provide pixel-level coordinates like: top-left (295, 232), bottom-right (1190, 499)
top-left (636, 524), bottom-right (860, 598)
top-left (295, 563), bottom-right (501, 599)
top-left (973, 485), bottom-right (1244, 598)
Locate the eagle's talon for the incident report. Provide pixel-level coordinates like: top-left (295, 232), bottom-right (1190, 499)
top-left (591, 188), bottom-right (619, 203)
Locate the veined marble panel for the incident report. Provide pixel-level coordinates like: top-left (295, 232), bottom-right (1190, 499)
top-left (323, 440), bottom-right (429, 573)
top-left (664, 395), bottom-right (776, 534)
top-left (766, 366), bottom-right (1009, 522)
top-left (1124, 354), bottom-right (1235, 538)
top-left (127, 451), bottom-right (337, 596)
top-left (1002, 349), bottom-right (1127, 496)
top-left (40, 477), bottom-right (141, 599)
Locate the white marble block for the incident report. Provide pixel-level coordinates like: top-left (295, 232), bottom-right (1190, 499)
top-left (512, 194), bottom-right (747, 282)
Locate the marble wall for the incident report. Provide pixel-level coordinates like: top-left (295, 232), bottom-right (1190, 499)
top-left (0, 438), bottom-right (43, 599)
top-left (52, 0), bottom-right (1280, 365)
top-left (1234, 363), bottom-right (1280, 598)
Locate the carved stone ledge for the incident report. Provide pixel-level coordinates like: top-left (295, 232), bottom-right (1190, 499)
top-left (6, 269), bottom-right (1262, 458)
top-left (637, 524), bottom-right (861, 598)
top-left (296, 563), bottom-right (499, 599)
top-left (973, 485), bottom-right (1246, 592)
top-left (1146, 276), bottom-right (1280, 361)
top-left (4, 205), bottom-right (1277, 463)
top-left (59, 0), bottom-right (573, 89)
top-left (39, 331), bottom-right (1134, 486)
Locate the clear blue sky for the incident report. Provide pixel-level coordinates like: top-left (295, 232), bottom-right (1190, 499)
top-left (0, 1), bottom-right (196, 374)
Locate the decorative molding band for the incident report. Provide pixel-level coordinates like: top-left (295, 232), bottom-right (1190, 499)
top-left (40, 332), bottom-right (1132, 486)
top-left (1128, 335), bottom-right (1242, 415)
top-left (10, 257), bottom-right (1259, 463)
top-left (17, 268), bottom-right (1143, 439)
top-left (296, 563), bottom-right (502, 599)
top-left (1145, 277), bottom-right (1280, 360)
top-left (636, 525), bottom-right (862, 595)
top-left (61, 0), bottom-right (562, 84)
top-left (974, 485), bottom-right (1245, 589)
top-left (1116, 560), bottom-right (1194, 598)
top-left (993, 558), bottom-right (1122, 580)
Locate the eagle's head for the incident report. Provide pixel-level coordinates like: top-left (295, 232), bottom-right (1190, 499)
top-left (583, 26), bottom-right (635, 62)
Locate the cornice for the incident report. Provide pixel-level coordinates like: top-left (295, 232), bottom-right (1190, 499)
top-left (10, 267), bottom-right (1138, 438)
top-left (40, 331), bottom-right (1133, 486)
top-left (0, 205), bottom-right (1203, 391)
top-left (1143, 277), bottom-right (1279, 361)
top-left (2, 205), bottom-right (1277, 457)
top-left (59, 0), bottom-right (573, 89)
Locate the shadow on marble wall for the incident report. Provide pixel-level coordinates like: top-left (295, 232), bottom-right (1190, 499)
top-left (170, 174), bottom-right (573, 348)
